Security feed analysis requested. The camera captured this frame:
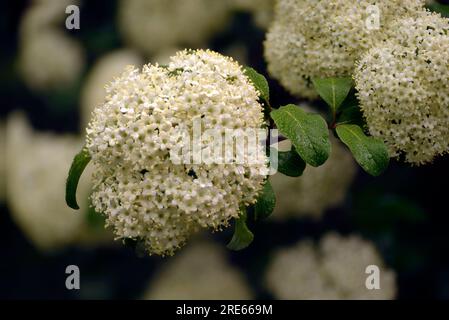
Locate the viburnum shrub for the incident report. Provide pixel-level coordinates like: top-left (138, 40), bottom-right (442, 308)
top-left (66, 1), bottom-right (449, 257)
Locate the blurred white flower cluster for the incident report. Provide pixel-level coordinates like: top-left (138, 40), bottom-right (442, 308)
top-left (270, 138), bottom-right (356, 220)
top-left (5, 113), bottom-right (109, 251)
top-left (355, 11), bottom-right (449, 164)
top-left (266, 233), bottom-right (397, 299)
top-left (18, 0), bottom-right (85, 91)
top-left (86, 49), bottom-right (268, 256)
top-left (0, 122), bottom-right (5, 202)
top-left (144, 241), bottom-right (253, 299)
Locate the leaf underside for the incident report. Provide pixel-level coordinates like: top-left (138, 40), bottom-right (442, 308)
top-left (335, 124), bottom-right (389, 176)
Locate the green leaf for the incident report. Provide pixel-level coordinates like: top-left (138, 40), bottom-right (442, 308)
top-left (86, 205), bottom-right (106, 230)
top-left (312, 77), bottom-right (353, 113)
top-left (271, 104), bottom-right (331, 167)
top-left (255, 180), bottom-right (276, 220)
top-left (353, 190), bottom-right (426, 234)
top-left (66, 147), bottom-right (91, 210)
top-left (227, 211), bottom-right (254, 251)
top-left (335, 124), bottom-right (389, 176)
top-left (244, 66), bottom-right (270, 104)
top-left (336, 91), bottom-right (364, 127)
top-left (276, 148), bottom-right (306, 177)
top-left (427, 3), bottom-right (449, 17)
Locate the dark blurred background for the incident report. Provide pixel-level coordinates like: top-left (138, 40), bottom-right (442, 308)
top-left (1, 0), bottom-right (449, 299)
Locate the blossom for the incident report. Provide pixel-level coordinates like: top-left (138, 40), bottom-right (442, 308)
top-left (5, 113), bottom-right (108, 250)
top-left (264, 0), bottom-right (425, 98)
top-left (355, 11), bottom-right (449, 164)
top-left (86, 49), bottom-right (268, 256)
top-left (265, 233), bottom-right (397, 299)
top-left (270, 137), bottom-right (356, 220)
top-left (144, 241), bottom-right (253, 299)
top-left (118, 0), bottom-right (231, 55)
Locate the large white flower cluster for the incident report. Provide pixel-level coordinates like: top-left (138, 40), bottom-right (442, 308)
top-left (19, 0), bottom-right (85, 91)
top-left (264, 0), bottom-right (425, 98)
top-left (118, 0), bottom-right (232, 56)
top-left (86, 49), bottom-right (268, 256)
top-left (6, 114), bottom-right (108, 251)
top-left (265, 233), bottom-right (397, 299)
top-left (270, 137), bottom-right (356, 220)
top-left (355, 11), bottom-right (449, 164)
top-left (144, 241), bottom-right (253, 299)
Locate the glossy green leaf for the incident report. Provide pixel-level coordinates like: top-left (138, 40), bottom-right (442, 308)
top-left (312, 77), bottom-right (353, 113)
top-left (337, 91), bottom-right (364, 127)
top-left (244, 66), bottom-right (270, 104)
top-left (427, 3), bottom-right (449, 17)
top-left (227, 211), bottom-right (254, 251)
top-left (86, 205), bottom-right (106, 230)
top-left (255, 180), bottom-right (276, 220)
top-left (66, 147), bottom-right (91, 210)
top-left (271, 104), bottom-right (331, 167)
top-left (336, 124), bottom-right (389, 176)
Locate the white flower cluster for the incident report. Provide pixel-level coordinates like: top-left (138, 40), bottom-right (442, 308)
top-left (266, 233), bottom-right (397, 299)
top-left (264, 0), bottom-right (425, 98)
top-left (81, 50), bottom-right (143, 129)
top-left (5, 113), bottom-right (109, 251)
top-left (118, 0), bottom-right (232, 56)
top-left (86, 49), bottom-right (268, 256)
top-left (19, 0), bottom-right (85, 91)
top-left (19, 0), bottom-right (75, 38)
top-left (144, 241), bottom-right (253, 299)
top-left (355, 11), bottom-right (449, 164)
top-left (270, 137), bottom-right (356, 220)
